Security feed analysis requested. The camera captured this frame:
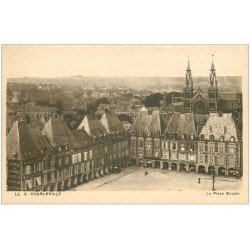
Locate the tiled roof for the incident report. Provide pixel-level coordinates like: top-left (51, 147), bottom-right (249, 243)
top-left (199, 113), bottom-right (240, 141)
top-left (165, 112), bottom-right (196, 137)
top-left (71, 129), bottom-right (93, 147)
top-left (100, 111), bottom-right (124, 133)
top-left (77, 114), bottom-right (107, 137)
top-left (7, 121), bottom-right (51, 161)
top-left (42, 116), bottom-right (77, 148)
top-left (131, 107), bottom-right (165, 133)
top-left (219, 92), bottom-right (241, 101)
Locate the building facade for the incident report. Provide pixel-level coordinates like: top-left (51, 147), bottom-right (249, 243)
top-left (7, 110), bottom-right (130, 191)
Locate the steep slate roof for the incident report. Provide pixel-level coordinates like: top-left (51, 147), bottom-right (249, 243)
top-left (199, 113), bottom-right (240, 141)
top-left (131, 106), bottom-right (165, 133)
top-left (77, 114), bottom-right (107, 137)
top-left (100, 111), bottom-right (124, 133)
top-left (42, 116), bottom-right (77, 148)
top-left (71, 129), bottom-right (93, 147)
top-left (218, 92), bottom-right (241, 101)
top-left (7, 121), bottom-right (51, 161)
top-left (165, 112), bottom-right (196, 137)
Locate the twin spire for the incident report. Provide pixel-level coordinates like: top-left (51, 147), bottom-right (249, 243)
top-left (185, 55), bottom-right (193, 88)
top-left (185, 55), bottom-right (217, 88)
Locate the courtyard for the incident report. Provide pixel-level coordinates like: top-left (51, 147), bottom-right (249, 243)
top-left (75, 166), bottom-right (242, 191)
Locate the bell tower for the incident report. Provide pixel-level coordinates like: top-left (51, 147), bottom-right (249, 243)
top-left (183, 56), bottom-right (194, 113)
top-left (208, 55), bottom-right (218, 113)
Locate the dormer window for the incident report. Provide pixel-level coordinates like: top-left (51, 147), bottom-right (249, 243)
top-left (156, 131), bottom-right (160, 137)
top-left (200, 134), bottom-right (204, 140)
top-left (140, 131), bottom-right (144, 137)
top-left (210, 135), bottom-right (214, 141)
top-left (190, 134), bottom-right (194, 140)
top-left (172, 132), bottom-right (176, 139)
top-left (224, 126), bottom-right (227, 134)
top-left (181, 133), bottom-right (185, 139)
top-left (220, 135), bottom-right (224, 141)
top-left (147, 131), bottom-right (151, 137)
top-left (230, 136), bottom-right (235, 142)
top-left (209, 126), bottom-right (213, 133)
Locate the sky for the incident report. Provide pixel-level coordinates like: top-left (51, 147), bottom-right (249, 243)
top-left (2, 45), bottom-right (248, 78)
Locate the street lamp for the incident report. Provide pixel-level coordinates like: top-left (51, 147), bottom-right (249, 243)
top-left (210, 168), bottom-right (216, 191)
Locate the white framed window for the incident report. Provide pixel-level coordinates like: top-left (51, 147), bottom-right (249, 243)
top-left (77, 153), bottom-right (81, 162)
top-left (229, 147), bottom-right (235, 154)
top-left (84, 151), bottom-right (88, 161)
top-left (89, 150), bottom-right (93, 159)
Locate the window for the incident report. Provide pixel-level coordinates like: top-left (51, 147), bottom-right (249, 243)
top-left (209, 126), bottom-right (213, 133)
top-left (132, 149), bottom-right (136, 157)
top-left (89, 150), bottom-right (93, 159)
top-left (84, 151), bottom-right (88, 161)
top-left (139, 140), bottom-right (144, 147)
top-left (209, 155), bottom-right (214, 165)
top-left (230, 136), bottom-right (235, 142)
top-left (229, 157), bottom-right (235, 167)
top-left (34, 163), bottom-right (39, 172)
top-left (190, 144), bottom-right (195, 151)
top-left (146, 142), bottom-right (151, 148)
top-left (78, 153), bottom-right (82, 162)
top-left (172, 143), bottom-right (176, 150)
top-left (209, 145), bottom-right (214, 153)
top-left (219, 146), bottom-right (224, 153)
top-left (199, 144), bottom-right (204, 152)
top-left (200, 134), bottom-right (204, 140)
top-left (155, 152), bottom-right (159, 157)
top-left (220, 135), bottom-right (224, 141)
top-left (229, 146), bottom-right (235, 154)
top-left (224, 126), bottom-right (227, 134)
top-left (25, 165), bottom-right (32, 175)
top-left (155, 141), bottom-right (159, 149)
top-left (180, 154), bottom-right (186, 160)
top-left (139, 150), bottom-right (144, 155)
top-left (58, 157), bottom-right (62, 166)
top-left (180, 144), bottom-right (185, 151)
top-left (210, 135), bottom-right (214, 141)
top-left (190, 134), bottom-right (194, 140)
top-left (65, 156), bottom-right (69, 164)
top-left (181, 134), bottom-right (185, 139)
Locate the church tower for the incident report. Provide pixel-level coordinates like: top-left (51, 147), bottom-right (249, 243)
top-left (183, 57), bottom-right (194, 113)
top-left (208, 55), bottom-right (218, 112)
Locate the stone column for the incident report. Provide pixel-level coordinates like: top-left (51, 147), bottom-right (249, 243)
top-left (160, 161), bottom-right (163, 170)
top-left (152, 161), bottom-right (155, 168)
top-left (177, 163), bottom-right (180, 172)
top-left (168, 163), bottom-right (172, 171)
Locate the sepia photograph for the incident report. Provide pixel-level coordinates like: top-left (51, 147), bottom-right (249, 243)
top-left (1, 44), bottom-right (248, 203)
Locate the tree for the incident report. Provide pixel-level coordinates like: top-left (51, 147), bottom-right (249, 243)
top-left (95, 97), bottom-right (110, 109)
top-left (142, 93), bottom-right (164, 107)
top-left (55, 99), bottom-right (63, 110)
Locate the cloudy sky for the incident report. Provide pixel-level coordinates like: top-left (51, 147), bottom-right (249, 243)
top-left (3, 45), bottom-right (248, 78)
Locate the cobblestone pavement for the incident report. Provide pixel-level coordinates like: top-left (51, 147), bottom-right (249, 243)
top-left (75, 166), bottom-right (242, 191)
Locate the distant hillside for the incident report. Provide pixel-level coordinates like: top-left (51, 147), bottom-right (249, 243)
top-left (8, 76), bottom-right (242, 92)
